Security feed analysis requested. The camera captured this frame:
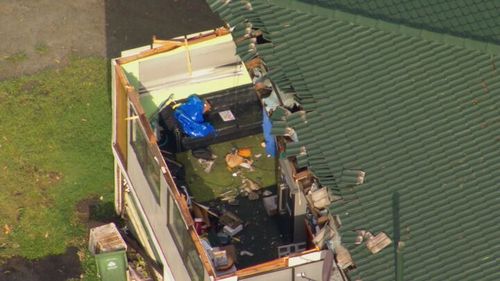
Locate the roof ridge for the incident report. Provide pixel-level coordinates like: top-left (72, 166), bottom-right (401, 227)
top-left (272, 0), bottom-right (500, 55)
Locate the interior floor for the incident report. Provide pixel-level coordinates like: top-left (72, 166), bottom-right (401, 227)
top-left (205, 188), bottom-right (293, 269)
top-left (174, 134), bottom-right (293, 269)
top-left (177, 134), bottom-right (276, 202)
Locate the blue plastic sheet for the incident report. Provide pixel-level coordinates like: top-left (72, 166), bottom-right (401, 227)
top-left (262, 108), bottom-right (276, 157)
top-left (175, 95), bottom-right (215, 138)
top-left (179, 95), bottom-right (205, 122)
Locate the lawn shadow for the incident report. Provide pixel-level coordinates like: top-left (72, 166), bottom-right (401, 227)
top-left (76, 196), bottom-right (122, 229)
top-left (104, 0), bottom-right (223, 58)
top-left (0, 247), bottom-right (81, 281)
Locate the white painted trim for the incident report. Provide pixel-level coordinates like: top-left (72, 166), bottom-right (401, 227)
top-left (111, 59), bottom-right (117, 144)
top-left (216, 275), bottom-right (238, 281)
top-left (288, 250), bottom-right (326, 267)
top-left (112, 146), bottom-right (176, 281)
top-left (111, 59), bottom-right (119, 214)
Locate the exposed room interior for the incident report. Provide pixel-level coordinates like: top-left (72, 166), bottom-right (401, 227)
top-left (118, 31), bottom-right (319, 275)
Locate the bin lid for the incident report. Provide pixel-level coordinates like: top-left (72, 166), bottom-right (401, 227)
top-left (95, 250), bottom-right (128, 281)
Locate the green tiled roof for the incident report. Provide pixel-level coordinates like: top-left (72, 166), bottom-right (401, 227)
top-left (207, 1), bottom-right (500, 280)
top-left (299, 0), bottom-right (500, 45)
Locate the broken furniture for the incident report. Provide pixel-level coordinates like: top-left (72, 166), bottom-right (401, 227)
top-left (159, 84), bottom-right (262, 152)
top-left (219, 211), bottom-right (243, 237)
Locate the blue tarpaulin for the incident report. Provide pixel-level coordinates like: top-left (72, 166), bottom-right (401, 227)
top-left (262, 108), bottom-right (276, 157)
top-left (175, 95), bottom-right (215, 138)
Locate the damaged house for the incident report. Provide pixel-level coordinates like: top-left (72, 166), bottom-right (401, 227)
top-left (111, 1), bottom-right (499, 280)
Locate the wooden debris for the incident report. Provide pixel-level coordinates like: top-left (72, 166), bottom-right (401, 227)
top-left (248, 191), bottom-right (259, 200)
top-left (225, 152), bottom-right (244, 169)
top-left (241, 177), bottom-right (260, 191)
top-left (293, 169), bottom-right (312, 182)
top-left (219, 211), bottom-right (243, 229)
top-left (89, 223), bottom-right (127, 254)
top-left (336, 245), bottom-right (353, 269)
top-left (366, 232), bottom-right (392, 254)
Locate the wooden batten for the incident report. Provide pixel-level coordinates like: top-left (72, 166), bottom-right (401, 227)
top-left (234, 257), bottom-right (288, 279)
top-left (117, 43), bottom-right (179, 65)
top-left (117, 27), bottom-right (230, 65)
top-left (151, 35), bottom-right (183, 47)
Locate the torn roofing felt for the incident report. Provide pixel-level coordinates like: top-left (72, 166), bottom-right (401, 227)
top-left (207, 1), bottom-right (500, 281)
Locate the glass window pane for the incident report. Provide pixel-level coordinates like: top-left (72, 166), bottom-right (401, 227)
top-left (167, 194), bottom-right (205, 281)
top-left (130, 108), bottom-right (161, 204)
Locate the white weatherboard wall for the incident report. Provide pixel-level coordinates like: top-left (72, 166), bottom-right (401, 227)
top-left (293, 260), bottom-right (324, 281)
top-left (127, 144), bottom-right (203, 281)
top-left (241, 268), bottom-right (293, 281)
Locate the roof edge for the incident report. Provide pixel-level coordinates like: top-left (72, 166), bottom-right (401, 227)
top-left (272, 0), bottom-right (500, 55)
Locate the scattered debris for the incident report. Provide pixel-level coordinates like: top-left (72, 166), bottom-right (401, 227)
top-left (263, 195), bottom-right (278, 216)
top-left (221, 195), bottom-right (237, 202)
top-left (255, 153), bottom-right (262, 158)
top-left (228, 199), bottom-right (240, 206)
top-left (192, 147), bottom-right (215, 160)
top-left (239, 161), bottom-right (254, 170)
top-left (221, 190), bottom-right (238, 202)
top-left (240, 250), bottom-right (254, 257)
top-left (226, 152), bottom-right (245, 169)
top-left (263, 190), bottom-right (272, 196)
top-left (366, 232), bottom-right (392, 254)
top-left (219, 211), bottom-right (243, 229)
top-left (248, 191), bottom-right (259, 200)
top-left (336, 245), bottom-right (353, 269)
top-left (237, 147), bottom-right (252, 158)
top-left (223, 224), bottom-right (243, 236)
top-left (241, 177), bottom-right (260, 191)
top-left (197, 158), bottom-right (215, 173)
top-left (217, 232), bottom-right (231, 244)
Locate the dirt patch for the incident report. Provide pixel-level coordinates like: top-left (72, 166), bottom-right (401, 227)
top-left (76, 196), bottom-right (121, 229)
top-left (0, 247), bottom-right (82, 281)
top-left (0, 0), bottom-right (106, 79)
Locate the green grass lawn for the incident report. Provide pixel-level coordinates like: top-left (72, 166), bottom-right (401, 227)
top-left (0, 57), bottom-right (114, 280)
